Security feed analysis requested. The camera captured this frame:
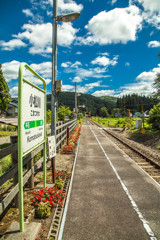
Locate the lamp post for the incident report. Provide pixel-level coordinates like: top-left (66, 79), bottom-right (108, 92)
top-left (51, 0), bottom-right (80, 182)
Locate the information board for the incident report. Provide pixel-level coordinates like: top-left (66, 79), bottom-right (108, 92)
top-left (22, 81), bottom-right (45, 154)
top-left (48, 135), bottom-right (56, 159)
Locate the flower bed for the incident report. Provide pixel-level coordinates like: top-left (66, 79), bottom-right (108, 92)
top-left (31, 169), bottom-right (72, 219)
top-left (31, 186), bottom-right (66, 208)
top-left (61, 125), bottom-right (81, 153)
top-left (55, 169), bottom-right (72, 180)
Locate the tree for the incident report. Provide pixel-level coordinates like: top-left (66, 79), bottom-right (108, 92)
top-left (152, 53), bottom-right (160, 99)
top-left (99, 107), bottom-right (109, 118)
top-left (58, 106), bottom-right (72, 121)
top-left (148, 103), bottom-right (160, 130)
top-left (153, 73), bottom-right (160, 99)
top-left (46, 110), bottom-right (51, 123)
top-left (0, 64), bottom-right (11, 113)
top-left (111, 108), bottom-right (121, 117)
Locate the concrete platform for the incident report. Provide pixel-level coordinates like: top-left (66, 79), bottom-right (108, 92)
top-left (2, 222), bottom-right (41, 240)
top-left (62, 124), bottom-right (160, 240)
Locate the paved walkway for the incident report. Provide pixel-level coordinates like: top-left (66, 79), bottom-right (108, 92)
top-left (62, 124), bottom-right (160, 240)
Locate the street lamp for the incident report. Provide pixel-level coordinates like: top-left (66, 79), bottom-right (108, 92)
top-left (51, 0), bottom-right (80, 182)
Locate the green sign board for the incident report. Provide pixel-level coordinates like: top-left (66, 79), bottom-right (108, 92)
top-left (18, 63), bottom-right (46, 232)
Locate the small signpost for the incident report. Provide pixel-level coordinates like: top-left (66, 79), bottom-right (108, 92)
top-left (48, 135), bottom-right (56, 183)
top-left (18, 63), bottom-right (46, 232)
top-left (48, 136), bottom-right (56, 159)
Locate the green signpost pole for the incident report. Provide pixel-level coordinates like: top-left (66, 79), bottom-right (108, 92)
top-left (18, 64), bottom-right (24, 232)
top-left (18, 63), bottom-right (46, 232)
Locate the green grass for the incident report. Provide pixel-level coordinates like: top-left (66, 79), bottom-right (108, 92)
top-left (0, 154), bottom-right (12, 176)
top-left (92, 117), bottom-right (153, 131)
top-left (0, 131), bottom-right (17, 137)
top-left (0, 143), bottom-right (12, 176)
top-left (92, 117), bottom-right (136, 128)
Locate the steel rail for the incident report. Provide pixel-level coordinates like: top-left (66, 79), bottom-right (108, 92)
top-left (90, 120), bottom-right (160, 170)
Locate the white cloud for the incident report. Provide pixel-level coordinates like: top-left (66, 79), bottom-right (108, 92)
top-left (61, 62), bottom-right (71, 68)
top-left (91, 55), bottom-right (118, 67)
top-left (92, 90), bottom-right (115, 97)
top-left (111, 0), bottom-right (117, 5)
top-left (0, 39), bottom-right (26, 51)
top-left (2, 60), bottom-right (51, 86)
top-left (58, 22), bottom-right (79, 47)
top-left (62, 80), bottom-right (107, 94)
top-left (142, 11), bottom-right (160, 29)
top-left (148, 40), bottom-right (160, 48)
top-left (125, 62), bottom-right (130, 67)
top-left (116, 80), bottom-right (155, 97)
top-left (71, 61), bottom-right (82, 68)
top-left (75, 67), bottom-right (110, 79)
top-left (76, 5), bottom-right (142, 45)
top-left (62, 84), bottom-right (74, 91)
top-left (115, 63), bottom-right (160, 97)
top-left (85, 81), bottom-right (101, 89)
top-left (61, 61), bottom-right (82, 68)
top-left (101, 52), bottom-right (109, 56)
top-left (92, 63), bottom-right (160, 98)
top-left (48, 0), bottom-right (83, 14)
top-left (77, 81), bottom-right (103, 94)
top-left (138, 0), bottom-right (160, 13)
top-left (75, 51), bottom-right (82, 55)
top-left (9, 86), bottom-right (18, 98)
top-left (130, 0), bottom-right (160, 29)
top-left (136, 64), bottom-right (160, 81)
top-left (72, 76), bottom-right (82, 82)
top-left (14, 23), bottom-right (52, 54)
top-left (30, 62), bottom-right (52, 79)
top-left (7, 21), bottom-right (79, 55)
top-left (91, 56), bottom-right (110, 66)
top-left (2, 61), bottom-right (20, 82)
top-left (22, 9), bottom-right (34, 17)
top-left (58, 0), bottom-right (83, 14)
top-left (62, 60), bottom-right (111, 80)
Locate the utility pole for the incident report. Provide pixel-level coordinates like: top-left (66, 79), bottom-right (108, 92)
top-left (142, 104), bottom-right (144, 128)
top-left (124, 100), bottom-right (126, 118)
top-left (75, 82), bottom-right (77, 118)
top-left (51, 0), bottom-right (57, 183)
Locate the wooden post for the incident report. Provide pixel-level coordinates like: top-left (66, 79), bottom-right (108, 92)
top-left (28, 157), bottom-right (34, 189)
top-left (67, 127), bottom-right (70, 145)
top-left (10, 135), bottom-right (19, 208)
top-left (59, 122), bottom-right (62, 150)
top-left (51, 157), bottom-right (56, 183)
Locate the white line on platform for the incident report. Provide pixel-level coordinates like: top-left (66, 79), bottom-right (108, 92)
top-left (90, 125), bottom-right (158, 240)
top-left (57, 137), bottom-right (80, 240)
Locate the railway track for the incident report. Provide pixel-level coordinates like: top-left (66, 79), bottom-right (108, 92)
top-left (90, 120), bottom-right (160, 185)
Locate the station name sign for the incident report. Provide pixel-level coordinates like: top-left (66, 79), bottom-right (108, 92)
top-left (22, 81), bottom-right (45, 154)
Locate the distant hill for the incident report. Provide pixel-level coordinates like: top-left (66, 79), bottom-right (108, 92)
top-left (47, 92), bottom-right (114, 115)
top-left (100, 96), bottom-right (117, 110)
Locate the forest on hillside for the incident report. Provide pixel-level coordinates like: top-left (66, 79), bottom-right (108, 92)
top-left (47, 92), bottom-right (156, 116)
top-left (116, 94), bottom-right (158, 114)
top-left (47, 92), bottom-right (109, 116)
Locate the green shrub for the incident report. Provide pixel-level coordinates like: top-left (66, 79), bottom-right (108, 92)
top-left (7, 125), bottom-right (16, 131)
top-left (0, 155), bottom-right (12, 176)
top-left (148, 104), bottom-right (160, 130)
top-left (36, 202), bottom-right (51, 218)
top-left (55, 178), bottom-right (64, 190)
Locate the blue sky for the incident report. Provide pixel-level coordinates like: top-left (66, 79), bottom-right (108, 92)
top-left (0, 0), bottom-right (160, 98)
